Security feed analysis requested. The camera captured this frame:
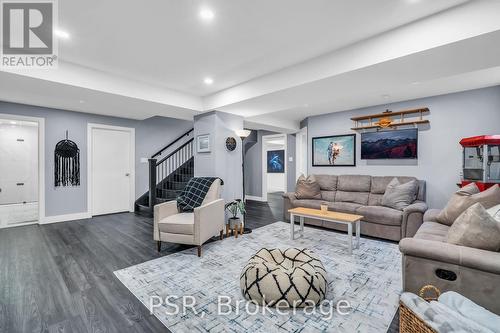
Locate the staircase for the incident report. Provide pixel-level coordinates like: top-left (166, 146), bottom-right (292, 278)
top-left (135, 128), bottom-right (194, 217)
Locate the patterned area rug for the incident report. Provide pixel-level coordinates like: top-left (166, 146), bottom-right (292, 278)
top-left (114, 222), bottom-right (402, 332)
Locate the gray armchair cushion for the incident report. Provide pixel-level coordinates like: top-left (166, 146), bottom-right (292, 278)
top-left (295, 175), bottom-right (321, 199)
top-left (437, 184), bottom-right (500, 226)
top-left (158, 212), bottom-right (195, 235)
top-left (414, 221), bottom-right (450, 242)
top-left (424, 208), bottom-right (442, 222)
top-left (381, 178), bottom-right (419, 210)
top-left (447, 203), bottom-right (500, 251)
top-left (356, 205), bottom-right (403, 226)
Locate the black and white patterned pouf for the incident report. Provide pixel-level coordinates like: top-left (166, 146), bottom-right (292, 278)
top-left (240, 248), bottom-right (327, 307)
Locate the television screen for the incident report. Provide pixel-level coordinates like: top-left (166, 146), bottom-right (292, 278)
top-left (267, 150), bottom-right (285, 173)
top-left (361, 129), bottom-right (418, 159)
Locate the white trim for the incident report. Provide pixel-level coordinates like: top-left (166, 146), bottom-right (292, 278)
top-left (41, 212), bottom-right (92, 224)
top-left (261, 133), bottom-right (287, 201)
top-left (0, 113), bottom-right (45, 225)
top-left (245, 195), bottom-right (266, 202)
top-left (87, 123), bottom-right (136, 216)
top-left (296, 127), bottom-right (308, 181)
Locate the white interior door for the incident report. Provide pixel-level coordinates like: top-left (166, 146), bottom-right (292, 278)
top-left (91, 127), bottom-right (133, 216)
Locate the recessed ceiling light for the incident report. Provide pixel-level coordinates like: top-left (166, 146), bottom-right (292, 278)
top-left (10, 121), bottom-right (17, 125)
top-left (382, 94), bottom-right (390, 99)
top-left (411, 81), bottom-right (421, 85)
top-left (199, 8), bottom-right (215, 21)
top-left (79, 100), bottom-right (85, 104)
top-left (54, 29), bottom-right (70, 39)
top-left (204, 77), bottom-right (214, 85)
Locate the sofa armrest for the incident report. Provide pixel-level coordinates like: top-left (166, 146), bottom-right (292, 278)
top-left (282, 192), bottom-right (297, 200)
top-left (401, 201), bottom-right (428, 238)
top-left (153, 200), bottom-right (179, 240)
top-left (194, 199), bottom-right (225, 245)
top-left (399, 238), bottom-right (500, 275)
top-left (283, 192), bottom-right (296, 221)
top-left (423, 208), bottom-right (441, 222)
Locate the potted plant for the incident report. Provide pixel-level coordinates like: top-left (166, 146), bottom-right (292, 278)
top-left (225, 199), bottom-right (246, 236)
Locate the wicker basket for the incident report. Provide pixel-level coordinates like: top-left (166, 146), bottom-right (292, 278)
top-left (399, 285), bottom-right (441, 333)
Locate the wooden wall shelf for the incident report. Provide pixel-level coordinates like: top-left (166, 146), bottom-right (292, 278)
top-left (351, 107), bottom-right (429, 130)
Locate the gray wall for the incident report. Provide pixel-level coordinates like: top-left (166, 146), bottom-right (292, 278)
top-left (194, 111), bottom-right (244, 203)
top-left (307, 86), bottom-right (500, 209)
top-left (0, 101), bottom-right (193, 217)
top-left (244, 130), bottom-right (296, 198)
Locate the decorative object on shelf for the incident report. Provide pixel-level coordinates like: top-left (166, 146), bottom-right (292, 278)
top-left (361, 128), bottom-right (418, 159)
top-left (225, 199), bottom-right (246, 237)
top-left (196, 134), bottom-right (210, 153)
top-left (351, 107), bottom-right (429, 130)
top-left (54, 130), bottom-right (80, 187)
top-left (225, 137), bottom-right (237, 151)
top-left (312, 134), bottom-right (356, 167)
top-left (267, 149), bottom-right (285, 173)
top-left (235, 129), bottom-right (252, 234)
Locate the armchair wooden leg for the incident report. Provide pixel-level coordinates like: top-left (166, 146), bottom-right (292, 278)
top-left (219, 230), bottom-right (223, 240)
top-left (157, 241), bottom-right (161, 252)
top-left (197, 245), bottom-right (202, 257)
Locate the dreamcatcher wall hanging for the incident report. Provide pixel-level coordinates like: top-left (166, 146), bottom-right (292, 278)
top-left (54, 131), bottom-right (80, 187)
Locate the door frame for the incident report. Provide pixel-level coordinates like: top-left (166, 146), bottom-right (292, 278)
top-left (295, 126), bottom-right (308, 180)
top-left (0, 113), bottom-right (45, 227)
top-left (87, 123), bottom-right (135, 216)
top-left (261, 133), bottom-right (287, 202)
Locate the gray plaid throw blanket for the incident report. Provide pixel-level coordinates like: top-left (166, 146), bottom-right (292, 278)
top-left (177, 177), bottom-right (223, 212)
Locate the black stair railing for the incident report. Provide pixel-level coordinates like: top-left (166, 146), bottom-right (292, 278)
top-left (148, 130), bottom-right (194, 211)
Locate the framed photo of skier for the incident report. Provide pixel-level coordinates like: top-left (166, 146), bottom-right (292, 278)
top-left (312, 134), bottom-right (356, 167)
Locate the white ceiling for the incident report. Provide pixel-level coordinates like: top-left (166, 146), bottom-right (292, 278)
top-left (1, 0), bottom-right (500, 132)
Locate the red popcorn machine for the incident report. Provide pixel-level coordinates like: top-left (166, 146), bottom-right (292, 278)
top-left (460, 135), bottom-right (500, 191)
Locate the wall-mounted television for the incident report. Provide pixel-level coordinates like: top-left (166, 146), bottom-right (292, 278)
top-left (361, 128), bottom-right (418, 159)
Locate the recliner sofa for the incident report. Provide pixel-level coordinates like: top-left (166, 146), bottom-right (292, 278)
top-left (283, 174), bottom-right (427, 241)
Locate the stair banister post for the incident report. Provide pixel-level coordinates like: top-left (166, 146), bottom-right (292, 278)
top-left (148, 158), bottom-right (157, 212)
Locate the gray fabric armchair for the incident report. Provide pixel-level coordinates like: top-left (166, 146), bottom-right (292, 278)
top-left (153, 179), bottom-right (225, 257)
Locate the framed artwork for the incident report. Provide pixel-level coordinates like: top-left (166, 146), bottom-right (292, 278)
top-left (312, 134), bottom-right (356, 166)
top-left (361, 128), bottom-right (417, 159)
top-left (196, 134), bottom-right (211, 153)
top-left (267, 150), bottom-right (285, 173)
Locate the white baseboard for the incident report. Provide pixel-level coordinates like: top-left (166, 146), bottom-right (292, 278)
top-left (245, 195), bottom-right (266, 202)
top-left (41, 212), bottom-right (92, 224)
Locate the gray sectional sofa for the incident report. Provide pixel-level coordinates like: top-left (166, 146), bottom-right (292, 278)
top-left (283, 174), bottom-right (427, 241)
top-left (400, 209), bottom-right (500, 314)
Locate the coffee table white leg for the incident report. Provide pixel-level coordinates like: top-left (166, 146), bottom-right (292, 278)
top-left (290, 214), bottom-right (295, 240)
top-left (356, 220), bottom-right (360, 249)
top-left (300, 216), bottom-right (304, 235)
top-left (347, 222), bottom-right (353, 255)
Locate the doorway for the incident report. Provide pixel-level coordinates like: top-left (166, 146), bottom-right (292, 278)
top-left (88, 124), bottom-right (135, 216)
top-left (262, 134), bottom-right (287, 201)
top-left (0, 114), bottom-right (45, 228)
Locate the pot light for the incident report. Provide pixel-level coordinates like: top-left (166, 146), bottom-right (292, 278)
top-left (199, 8), bottom-right (215, 21)
top-left (204, 77), bottom-right (214, 85)
top-left (54, 29), bottom-right (70, 40)
top-left (10, 121), bottom-right (17, 125)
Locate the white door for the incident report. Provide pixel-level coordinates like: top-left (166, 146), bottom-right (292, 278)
top-left (91, 127), bottom-right (133, 215)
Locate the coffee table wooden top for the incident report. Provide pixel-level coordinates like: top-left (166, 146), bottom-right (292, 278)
top-left (288, 207), bottom-right (363, 223)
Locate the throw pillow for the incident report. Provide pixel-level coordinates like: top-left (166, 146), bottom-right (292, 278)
top-left (381, 178), bottom-right (419, 210)
top-left (447, 203), bottom-right (500, 251)
top-left (295, 174), bottom-right (321, 200)
top-left (437, 184), bottom-right (500, 226)
top-left (487, 203), bottom-right (500, 222)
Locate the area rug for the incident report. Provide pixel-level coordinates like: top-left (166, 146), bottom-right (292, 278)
top-left (114, 222), bottom-right (402, 332)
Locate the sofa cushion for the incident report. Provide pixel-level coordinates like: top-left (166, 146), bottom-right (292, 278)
top-left (320, 190), bottom-right (336, 202)
top-left (381, 178), bottom-right (419, 210)
top-left (295, 175), bottom-right (321, 200)
top-left (447, 203), bottom-right (500, 251)
top-left (158, 213), bottom-right (194, 235)
top-left (328, 202), bottom-right (362, 214)
top-left (291, 199), bottom-right (322, 210)
top-left (437, 184), bottom-right (500, 226)
top-left (314, 175), bottom-right (337, 191)
top-left (335, 191), bottom-right (369, 205)
top-left (337, 175), bottom-right (371, 192)
top-left (368, 193), bottom-right (384, 206)
top-left (370, 176), bottom-right (417, 194)
top-left (414, 221), bottom-right (450, 242)
top-left (356, 206), bottom-right (403, 226)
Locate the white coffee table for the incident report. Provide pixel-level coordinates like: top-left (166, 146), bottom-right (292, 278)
top-left (288, 207), bottom-right (363, 254)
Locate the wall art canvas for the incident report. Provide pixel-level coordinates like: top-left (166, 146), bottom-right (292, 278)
top-left (267, 150), bottom-right (285, 173)
top-left (312, 134), bottom-right (356, 166)
top-left (196, 134), bottom-right (210, 153)
top-left (361, 129), bottom-right (417, 159)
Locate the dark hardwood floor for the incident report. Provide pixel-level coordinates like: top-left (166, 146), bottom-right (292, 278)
top-left (0, 192), bottom-right (398, 333)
